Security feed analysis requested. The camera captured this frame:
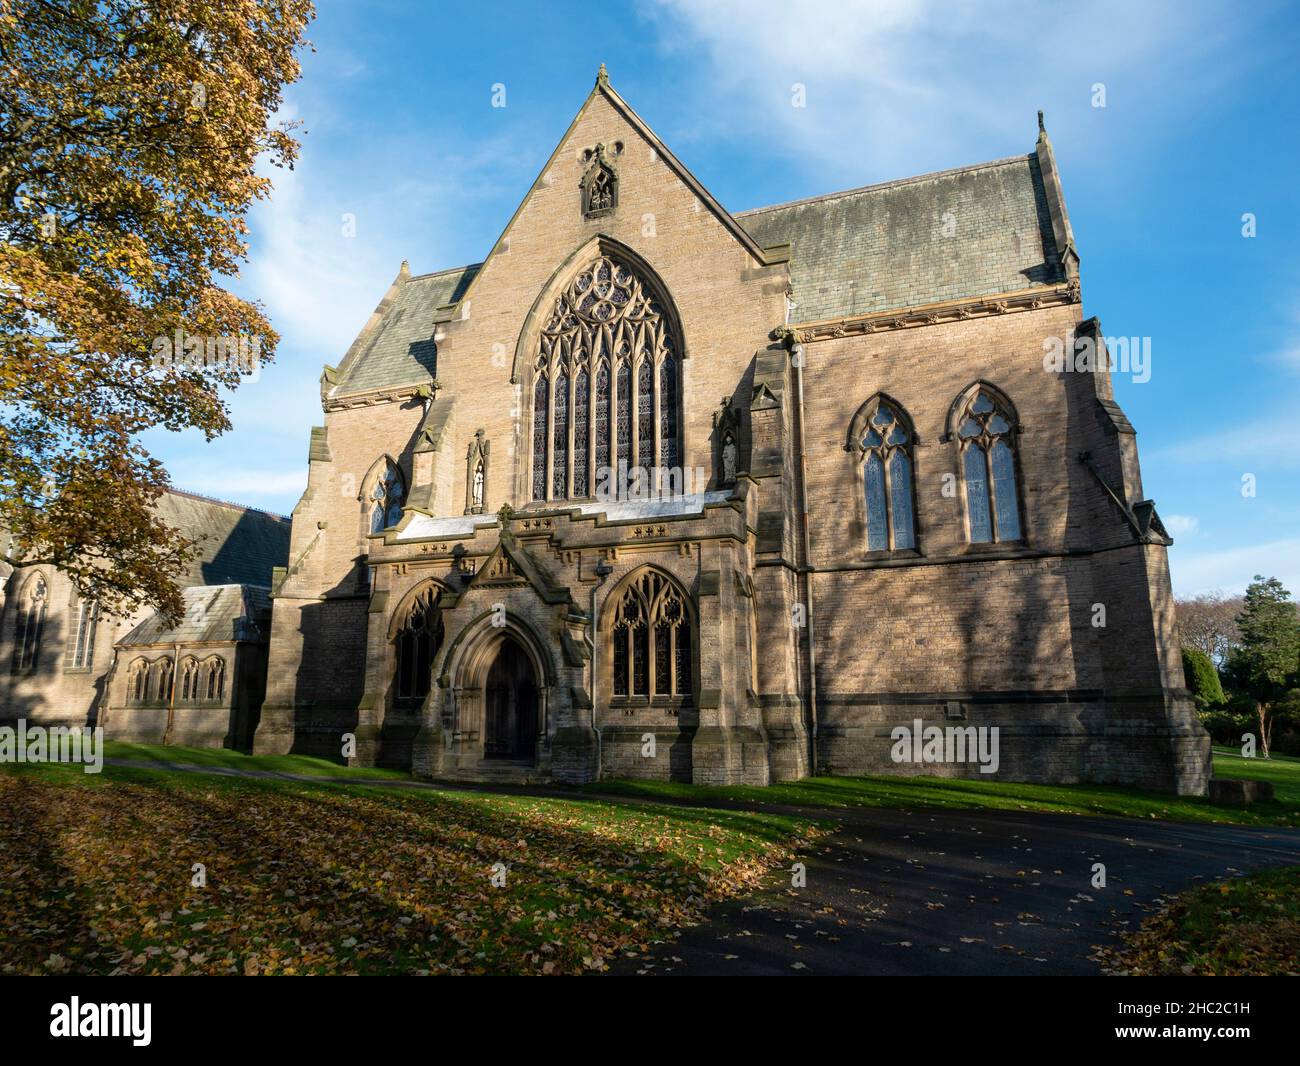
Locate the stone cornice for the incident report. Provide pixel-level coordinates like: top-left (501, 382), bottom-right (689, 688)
top-left (323, 381), bottom-right (436, 412)
top-left (772, 279), bottom-right (1081, 345)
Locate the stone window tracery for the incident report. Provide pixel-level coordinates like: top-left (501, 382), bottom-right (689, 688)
top-left (531, 252), bottom-right (682, 501)
top-left (955, 387), bottom-right (1023, 544)
top-left (610, 569), bottom-right (693, 704)
top-left (369, 460), bottom-right (405, 533)
top-left (854, 397), bottom-right (916, 552)
top-left (12, 574), bottom-right (47, 672)
top-left (70, 597), bottom-right (99, 669)
top-left (394, 585), bottom-right (444, 709)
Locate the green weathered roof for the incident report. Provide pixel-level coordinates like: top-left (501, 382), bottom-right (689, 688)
top-left (118, 583), bottom-right (272, 646)
top-left (156, 490), bottom-right (291, 587)
top-left (737, 154), bottom-right (1063, 322)
top-left (331, 154), bottom-right (1063, 395)
top-left (334, 265), bottom-right (479, 395)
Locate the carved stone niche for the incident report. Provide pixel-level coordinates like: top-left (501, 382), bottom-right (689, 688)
top-left (713, 399), bottom-right (743, 487)
top-left (465, 429), bottom-right (489, 515)
top-left (580, 141), bottom-right (622, 220)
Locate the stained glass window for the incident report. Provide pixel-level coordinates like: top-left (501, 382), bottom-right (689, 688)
top-left (616, 363), bottom-right (631, 471)
top-left (594, 363), bottom-right (610, 478)
top-left (991, 439), bottom-right (1021, 541)
top-left (573, 369), bottom-right (589, 497)
top-left (636, 358), bottom-right (654, 474)
top-left (858, 398), bottom-right (915, 551)
top-left (964, 444), bottom-right (993, 543)
top-left (864, 453), bottom-right (887, 550)
top-left (613, 627), bottom-right (628, 697)
top-left (532, 377), bottom-right (548, 501)
top-left (660, 355), bottom-right (677, 470)
top-left (956, 388), bottom-right (1022, 544)
top-left (889, 451), bottom-right (915, 550)
top-left (532, 252), bottom-right (681, 501)
top-left (552, 371), bottom-right (569, 499)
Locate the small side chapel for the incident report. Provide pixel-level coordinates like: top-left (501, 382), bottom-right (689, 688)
top-left (252, 69), bottom-right (1210, 795)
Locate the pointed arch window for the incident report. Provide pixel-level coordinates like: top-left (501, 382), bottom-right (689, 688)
top-left (128, 658), bottom-right (149, 703)
top-left (955, 388), bottom-right (1023, 544)
top-left (179, 656), bottom-right (200, 701)
top-left (12, 574), bottom-right (47, 672)
top-left (70, 597), bottom-right (100, 669)
top-left (149, 658), bottom-right (173, 704)
top-left (202, 657), bottom-right (225, 701)
top-left (370, 460), bottom-right (405, 533)
top-left (854, 398), bottom-right (916, 552)
top-left (531, 252), bottom-right (683, 501)
top-left (394, 585), bottom-right (444, 709)
top-left (610, 569), bottom-right (694, 705)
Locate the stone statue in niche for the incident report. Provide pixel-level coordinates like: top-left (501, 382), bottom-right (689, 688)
top-left (714, 398), bottom-right (742, 486)
top-left (472, 460), bottom-right (485, 510)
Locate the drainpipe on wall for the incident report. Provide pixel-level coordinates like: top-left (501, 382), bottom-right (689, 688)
top-left (163, 641), bottom-right (179, 746)
top-left (587, 558), bottom-right (614, 782)
top-left (790, 339), bottom-right (819, 775)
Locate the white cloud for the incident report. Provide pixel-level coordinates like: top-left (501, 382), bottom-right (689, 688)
top-left (1164, 514), bottom-right (1199, 538)
top-left (1170, 537), bottom-right (1300, 598)
top-left (647, 0), bottom-right (1253, 182)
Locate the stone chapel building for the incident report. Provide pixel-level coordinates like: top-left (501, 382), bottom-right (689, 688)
top-left (249, 69), bottom-right (1207, 793)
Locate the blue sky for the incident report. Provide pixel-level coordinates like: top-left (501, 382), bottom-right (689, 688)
top-left (142, 0), bottom-right (1300, 597)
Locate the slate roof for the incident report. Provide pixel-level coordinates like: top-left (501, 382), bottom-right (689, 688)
top-left (156, 490), bottom-right (291, 588)
top-left (333, 265), bottom-right (479, 395)
top-left (118, 584), bottom-right (273, 646)
top-left (330, 151), bottom-right (1063, 396)
top-left (736, 155), bottom-right (1063, 323)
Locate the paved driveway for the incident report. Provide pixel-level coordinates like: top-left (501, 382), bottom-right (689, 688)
top-left (608, 807), bottom-right (1300, 976)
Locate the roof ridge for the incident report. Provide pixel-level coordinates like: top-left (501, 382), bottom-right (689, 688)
top-left (735, 154), bottom-right (1033, 218)
top-left (405, 262), bottom-right (483, 283)
top-left (165, 487), bottom-right (291, 522)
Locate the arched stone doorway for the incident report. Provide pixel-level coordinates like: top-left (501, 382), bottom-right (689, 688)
top-left (482, 637), bottom-right (539, 761)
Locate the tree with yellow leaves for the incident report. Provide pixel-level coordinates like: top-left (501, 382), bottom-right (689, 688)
top-left (0, 0), bottom-right (313, 621)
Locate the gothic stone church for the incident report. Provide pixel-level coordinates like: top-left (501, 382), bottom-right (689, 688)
top-left (247, 72), bottom-right (1206, 793)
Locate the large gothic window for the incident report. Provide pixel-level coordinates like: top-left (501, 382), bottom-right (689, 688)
top-left (393, 585), bottom-right (444, 709)
top-left (955, 387), bottom-right (1023, 544)
top-left (610, 569), bottom-right (693, 704)
top-left (12, 574), bottom-right (47, 672)
top-left (370, 460), bottom-right (405, 533)
top-left (531, 252), bottom-right (682, 501)
top-left (855, 397), bottom-right (916, 552)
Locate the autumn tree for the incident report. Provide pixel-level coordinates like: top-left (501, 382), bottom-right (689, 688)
top-left (1224, 577), bottom-right (1300, 759)
top-left (0, 0), bottom-right (313, 620)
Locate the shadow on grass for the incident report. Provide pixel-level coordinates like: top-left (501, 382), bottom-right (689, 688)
top-left (0, 763), bottom-right (813, 976)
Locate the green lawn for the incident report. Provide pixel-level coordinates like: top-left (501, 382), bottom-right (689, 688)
top-left (586, 748), bottom-right (1300, 828)
top-left (1100, 865), bottom-right (1300, 976)
top-left (0, 759), bottom-right (818, 976)
top-left (100, 739), bottom-right (1300, 827)
top-left (103, 740), bottom-right (408, 781)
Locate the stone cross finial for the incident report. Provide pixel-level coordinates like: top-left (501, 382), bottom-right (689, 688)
top-left (597, 62), bottom-right (609, 86)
